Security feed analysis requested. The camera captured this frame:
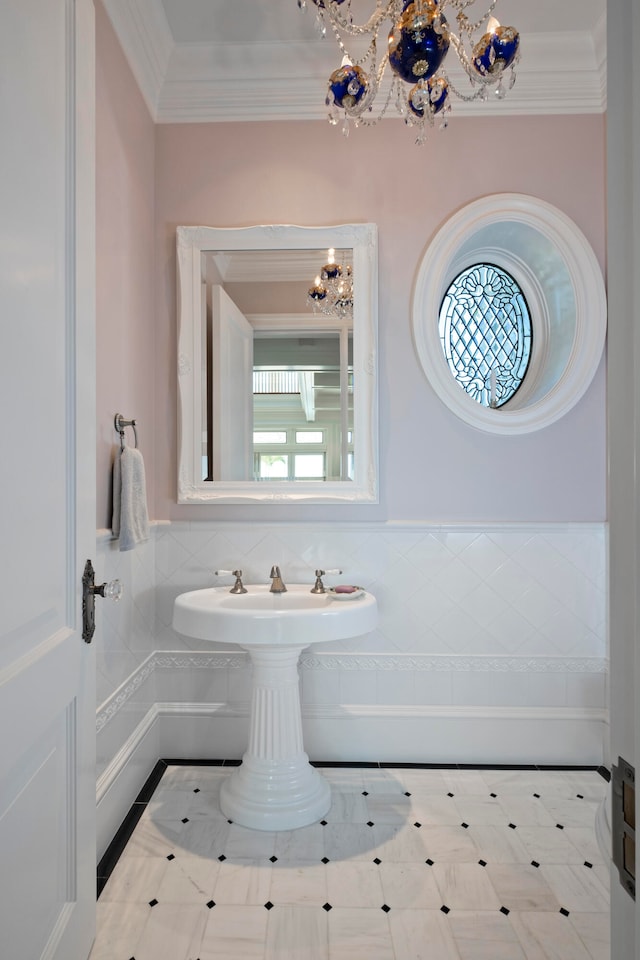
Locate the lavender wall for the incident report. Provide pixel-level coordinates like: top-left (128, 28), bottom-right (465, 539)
top-left (96, 1), bottom-right (156, 527)
top-left (153, 115), bottom-right (606, 524)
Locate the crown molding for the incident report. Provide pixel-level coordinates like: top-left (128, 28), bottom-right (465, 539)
top-left (101, 0), bottom-right (173, 119)
top-left (102, 1), bottom-right (607, 124)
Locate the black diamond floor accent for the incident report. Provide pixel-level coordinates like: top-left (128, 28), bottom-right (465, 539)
top-left (560, 907), bottom-right (570, 917)
top-left (404, 791), bottom-right (411, 797)
top-left (148, 899), bottom-right (158, 907)
top-left (320, 820), bottom-right (328, 826)
top-left (181, 818), bottom-right (189, 824)
top-left (531, 860), bottom-right (540, 868)
top-left (461, 822), bottom-right (469, 829)
top-left (381, 904), bottom-right (391, 913)
top-left (218, 855), bottom-right (227, 862)
top-left (584, 861), bottom-right (593, 869)
top-left (193, 788), bottom-right (200, 793)
top-left (264, 902), bottom-right (274, 910)
top-left (367, 821), bottom-right (375, 827)
top-left (447, 792), bottom-right (455, 798)
top-left (322, 857), bottom-right (330, 864)
top-left (206, 900), bottom-right (215, 909)
top-left (414, 822), bottom-right (422, 828)
top-left (556, 823), bottom-right (565, 830)
top-left (490, 793), bottom-right (497, 798)
top-left (166, 854), bottom-right (175, 861)
top-left (270, 856), bottom-right (278, 863)
top-left (362, 791), bottom-right (369, 796)
top-left (508, 823), bottom-right (517, 830)
top-left (323, 903), bottom-right (332, 912)
top-left (440, 905), bottom-right (450, 914)
top-left (373, 857), bottom-right (382, 865)
top-left (533, 793), bottom-right (541, 799)
top-left (577, 794), bottom-right (584, 799)
top-left (478, 859), bottom-right (487, 867)
top-left (500, 906), bottom-right (510, 916)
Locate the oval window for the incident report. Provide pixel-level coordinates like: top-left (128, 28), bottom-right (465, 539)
top-left (412, 194), bottom-right (607, 435)
top-left (439, 263), bottom-right (532, 409)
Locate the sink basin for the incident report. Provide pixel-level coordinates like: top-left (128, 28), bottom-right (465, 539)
top-left (173, 583), bottom-right (378, 646)
top-left (172, 582), bottom-right (378, 831)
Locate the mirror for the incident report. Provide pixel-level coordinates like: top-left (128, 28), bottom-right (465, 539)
top-left (176, 223), bottom-right (378, 503)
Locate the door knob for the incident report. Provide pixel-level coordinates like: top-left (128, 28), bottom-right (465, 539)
top-left (82, 559), bottom-right (122, 642)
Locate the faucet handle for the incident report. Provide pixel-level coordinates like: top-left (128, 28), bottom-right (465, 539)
top-left (311, 568), bottom-right (343, 594)
top-left (215, 569), bottom-right (247, 594)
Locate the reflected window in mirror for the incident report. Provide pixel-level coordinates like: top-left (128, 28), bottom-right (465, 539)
top-left (177, 224), bottom-right (377, 504)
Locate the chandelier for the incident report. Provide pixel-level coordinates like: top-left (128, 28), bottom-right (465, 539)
top-left (297, 0), bottom-right (520, 144)
top-left (307, 249), bottom-right (354, 319)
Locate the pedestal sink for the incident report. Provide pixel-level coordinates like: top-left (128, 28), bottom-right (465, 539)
top-left (173, 583), bottom-right (378, 831)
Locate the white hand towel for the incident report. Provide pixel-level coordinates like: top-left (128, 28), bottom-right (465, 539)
top-left (112, 445), bottom-right (150, 551)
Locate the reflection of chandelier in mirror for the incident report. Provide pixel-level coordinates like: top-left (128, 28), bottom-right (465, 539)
top-left (307, 249), bottom-right (354, 319)
top-left (297, 0), bottom-right (520, 144)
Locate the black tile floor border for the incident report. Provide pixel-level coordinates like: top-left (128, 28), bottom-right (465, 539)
top-left (96, 758), bottom-right (611, 898)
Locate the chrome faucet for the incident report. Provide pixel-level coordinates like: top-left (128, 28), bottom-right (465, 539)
top-left (269, 565), bottom-right (287, 593)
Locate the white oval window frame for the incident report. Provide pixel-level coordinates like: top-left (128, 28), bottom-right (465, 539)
top-left (412, 193), bottom-right (607, 435)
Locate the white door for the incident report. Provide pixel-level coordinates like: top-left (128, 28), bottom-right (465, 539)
top-left (211, 285), bottom-right (254, 480)
top-left (0, 2), bottom-right (96, 959)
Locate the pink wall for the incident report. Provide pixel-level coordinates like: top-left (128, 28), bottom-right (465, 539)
top-left (153, 115), bottom-right (606, 523)
top-left (95, 1), bottom-right (156, 527)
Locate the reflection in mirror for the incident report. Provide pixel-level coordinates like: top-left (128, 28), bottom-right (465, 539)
top-left (177, 224), bottom-right (378, 503)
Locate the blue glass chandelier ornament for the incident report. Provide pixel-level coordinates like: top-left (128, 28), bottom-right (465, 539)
top-left (297, 0), bottom-right (520, 144)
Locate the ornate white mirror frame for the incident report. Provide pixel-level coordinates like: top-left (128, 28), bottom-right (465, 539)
top-left (177, 223), bottom-right (378, 503)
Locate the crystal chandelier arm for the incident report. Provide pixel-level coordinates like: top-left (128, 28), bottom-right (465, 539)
top-left (446, 0), bottom-right (499, 36)
top-left (319, 0), bottom-right (404, 39)
top-left (326, 17), bottom-right (380, 69)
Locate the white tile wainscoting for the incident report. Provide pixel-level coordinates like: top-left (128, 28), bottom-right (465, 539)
top-left (95, 522), bottom-right (608, 860)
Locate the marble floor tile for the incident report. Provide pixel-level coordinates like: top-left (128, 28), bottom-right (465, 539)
top-left (388, 908), bottom-right (460, 960)
top-left (539, 796), bottom-right (600, 829)
top-left (323, 822), bottom-right (386, 861)
top-left (324, 790), bottom-right (369, 822)
top-left (199, 904), bottom-right (269, 960)
top-left (417, 823), bottom-right (481, 863)
top-left (134, 903), bottom-right (209, 960)
top-left (224, 823), bottom-right (276, 859)
top-left (269, 861), bottom-right (327, 906)
top-left (564, 826), bottom-right (608, 865)
top-left (516, 825), bottom-right (584, 865)
top-left (468, 824), bottom-right (530, 864)
top-left (378, 860), bottom-right (443, 909)
top-left (485, 862), bottom-right (561, 912)
top-left (539, 864), bottom-right (610, 913)
top-left (99, 855), bottom-right (169, 902)
top-left (88, 902), bottom-right (149, 959)
top-left (569, 912), bottom-right (610, 960)
top-left (326, 859), bottom-right (385, 908)
top-left (274, 823), bottom-right (325, 861)
top-left (213, 858), bottom-right (273, 905)
top-left (455, 795), bottom-right (512, 826)
top-left (510, 910), bottom-right (595, 960)
top-left (432, 862), bottom-right (502, 911)
top-left (327, 907), bottom-right (394, 960)
top-left (265, 905), bottom-right (329, 960)
top-left (155, 854), bottom-right (219, 903)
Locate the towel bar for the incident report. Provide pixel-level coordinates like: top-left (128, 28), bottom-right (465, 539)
top-left (114, 412), bottom-right (138, 449)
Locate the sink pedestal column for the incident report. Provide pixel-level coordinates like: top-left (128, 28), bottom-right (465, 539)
top-left (219, 643), bottom-right (331, 831)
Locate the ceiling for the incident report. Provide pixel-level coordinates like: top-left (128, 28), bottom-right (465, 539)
top-left (102, 0), bottom-right (607, 123)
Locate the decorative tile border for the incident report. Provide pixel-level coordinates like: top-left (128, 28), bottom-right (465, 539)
top-left (96, 650), bottom-right (608, 732)
top-left (300, 653), bottom-right (608, 673)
